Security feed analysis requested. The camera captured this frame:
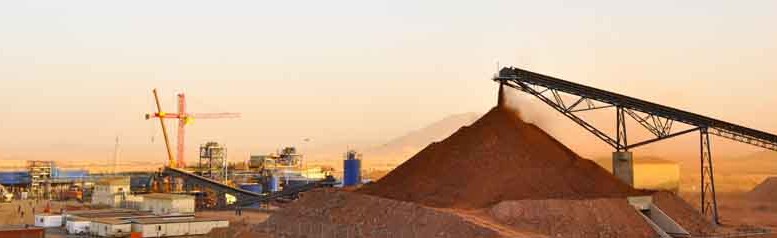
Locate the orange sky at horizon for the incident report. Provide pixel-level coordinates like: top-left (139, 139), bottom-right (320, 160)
top-left (1, 1), bottom-right (776, 168)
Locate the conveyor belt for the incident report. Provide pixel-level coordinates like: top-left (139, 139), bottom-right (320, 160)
top-left (163, 166), bottom-right (337, 207)
top-left (496, 67), bottom-right (777, 151)
top-left (162, 167), bottom-right (263, 198)
top-left (231, 182), bottom-right (323, 207)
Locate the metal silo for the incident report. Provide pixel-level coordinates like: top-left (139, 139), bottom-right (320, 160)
top-left (343, 150), bottom-right (362, 186)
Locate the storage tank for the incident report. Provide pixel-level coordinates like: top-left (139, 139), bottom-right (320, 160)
top-left (343, 150), bottom-right (361, 186)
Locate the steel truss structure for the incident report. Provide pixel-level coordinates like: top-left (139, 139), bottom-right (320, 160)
top-left (495, 67), bottom-right (777, 224)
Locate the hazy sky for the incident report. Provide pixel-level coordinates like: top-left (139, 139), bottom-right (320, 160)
top-left (1, 1), bottom-right (775, 165)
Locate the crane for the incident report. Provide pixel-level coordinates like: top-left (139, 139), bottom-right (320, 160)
top-left (146, 89), bottom-right (240, 168)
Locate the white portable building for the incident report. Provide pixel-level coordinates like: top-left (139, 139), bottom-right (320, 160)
top-left (90, 218), bottom-right (131, 237)
top-left (66, 218), bottom-right (91, 235)
top-left (131, 217), bottom-right (229, 237)
top-left (34, 214), bottom-right (63, 227)
top-left (140, 193), bottom-right (195, 215)
top-left (91, 177), bottom-right (131, 207)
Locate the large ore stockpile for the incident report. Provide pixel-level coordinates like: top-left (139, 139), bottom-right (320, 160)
top-left (359, 105), bottom-right (647, 208)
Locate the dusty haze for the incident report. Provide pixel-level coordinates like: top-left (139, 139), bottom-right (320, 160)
top-left (1, 1), bottom-right (776, 170)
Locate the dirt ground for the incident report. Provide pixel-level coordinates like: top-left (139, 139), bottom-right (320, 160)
top-left (197, 209), bottom-right (282, 238)
top-left (261, 189), bottom-right (529, 238)
top-left (487, 198), bottom-right (657, 238)
top-left (715, 193), bottom-right (777, 231)
top-left (0, 199), bottom-right (87, 225)
top-left (673, 192), bottom-right (777, 237)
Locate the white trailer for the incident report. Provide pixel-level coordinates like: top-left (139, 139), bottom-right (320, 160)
top-left (90, 218), bottom-right (131, 237)
top-left (66, 219), bottom-right (91, 235)
top-left (131, 217), bottom-right (228, 237)
top-left (34, 214), bottom-right (63, 227)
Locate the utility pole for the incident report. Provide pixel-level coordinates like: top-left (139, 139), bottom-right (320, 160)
top-left (113, 136), bottom-right (120, 175)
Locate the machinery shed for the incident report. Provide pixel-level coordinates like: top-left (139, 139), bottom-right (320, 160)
top-left (131, 217), bottom-right (228, 237)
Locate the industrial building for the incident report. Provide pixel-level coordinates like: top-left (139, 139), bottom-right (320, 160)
top-left (243, 146), bottom-right (333, 193)
top-left (198, 141), bottom-right (228, 182)
top-left (27, 160), bottom-right (54, 198)
top-left (140, 193), bottom-right (195, 215)
top-left (92, 177), bottom-right (132, 207)
top-left (0, 160), bottom-right (91, 201)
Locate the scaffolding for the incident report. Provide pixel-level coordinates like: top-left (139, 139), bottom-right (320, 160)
top-left (27, 160), bottom-right (54, 198)
top-left (198, 142), bottom-right (228, 182)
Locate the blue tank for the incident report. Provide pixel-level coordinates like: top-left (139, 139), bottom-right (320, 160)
top-left (343, 158), bottom-right (361, 186)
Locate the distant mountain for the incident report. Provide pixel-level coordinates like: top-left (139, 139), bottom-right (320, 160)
top-left (363, 112), bottom-right (481, 163)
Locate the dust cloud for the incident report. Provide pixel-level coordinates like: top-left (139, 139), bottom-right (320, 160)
top-left (499, 85), bottom-right (556, 132)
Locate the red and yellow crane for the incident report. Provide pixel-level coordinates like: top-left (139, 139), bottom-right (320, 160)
top-left (146, 89), bottom-right (239, 168)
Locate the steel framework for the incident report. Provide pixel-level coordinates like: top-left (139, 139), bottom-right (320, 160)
top-left (146, 89), bottom-right (240, 168)
top-left (495, 67), bottom-right (777, 224)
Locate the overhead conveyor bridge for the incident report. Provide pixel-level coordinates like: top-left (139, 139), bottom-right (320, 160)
top-left (162, 167), bottom-right (263, 200)
top-left (494, 67), bottom-right (777, 224)
top-left (161, 166), bottom-right (336, 208)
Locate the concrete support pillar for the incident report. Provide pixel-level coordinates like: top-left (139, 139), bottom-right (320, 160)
top-left (613, 151), bottom-right (634, 187)
top-left (497, 82), bottom-right (506, 107)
